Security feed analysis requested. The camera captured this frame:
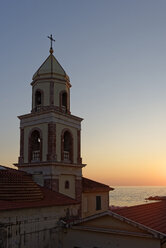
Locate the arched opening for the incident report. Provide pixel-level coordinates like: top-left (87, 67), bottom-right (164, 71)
top-left (35, 90), bottom-right (43, 111)
top-left (61, 92), bottom-right (67, 113)
top-left (30, 130), bottom-right (42, 162)
top-left (65, 180), bottom-right (70, 189)
top-left (62, 131), bottom-right (73, 162)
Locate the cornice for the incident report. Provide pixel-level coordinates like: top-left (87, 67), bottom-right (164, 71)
top-left (31, 75), bottom-right (71, 88)
top-left (14, 161), bottom-right (86, 169)
top-left (18, 109), bottom-right (83, 122)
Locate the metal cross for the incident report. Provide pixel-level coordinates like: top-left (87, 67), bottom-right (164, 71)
top-left (47, 34), bottom-right (55, 49)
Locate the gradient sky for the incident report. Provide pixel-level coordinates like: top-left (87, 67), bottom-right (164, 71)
top-left (1, 0), bottom-right (166, 186)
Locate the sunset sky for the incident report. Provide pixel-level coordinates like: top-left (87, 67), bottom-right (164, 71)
top-left (1, 0), bottom-right (166, 186)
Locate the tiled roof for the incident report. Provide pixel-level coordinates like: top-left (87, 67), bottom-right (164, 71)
top-left (113, 201), bottom-right (166, 235)
top-left (73, 211), bottom-right (165, 239)
top-left (82, 177), bottom-right (114, 193)
top-left (0, 167), bottom-right (43, 201)
top-left (0, 166), bottom-right (77, 211)
top-left (0, 187), bottom-right (77, 211)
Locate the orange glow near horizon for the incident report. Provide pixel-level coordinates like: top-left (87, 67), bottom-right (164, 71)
top-left (83, 161), bottom-right (166, 186)
top-left (1, 131), bottom-right (166, 187)
top-left (81, 135), bottom-right (166, 186)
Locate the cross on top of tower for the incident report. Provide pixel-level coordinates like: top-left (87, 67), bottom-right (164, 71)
top-left (47, 34), bottom-right (55, 54)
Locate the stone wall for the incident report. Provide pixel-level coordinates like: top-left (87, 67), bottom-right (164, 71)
top-left (0, 204), bottom-right (79, 248)
top-left (0, 226), bottom-right (7, 248)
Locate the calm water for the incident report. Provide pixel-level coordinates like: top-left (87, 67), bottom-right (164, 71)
top-left (109, 186), bottom-right (166, 207)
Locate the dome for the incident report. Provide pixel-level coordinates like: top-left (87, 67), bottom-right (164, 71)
top-left (32, 53), bottom-right (69, 81)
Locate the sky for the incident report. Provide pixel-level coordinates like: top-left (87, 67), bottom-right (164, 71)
top-left (1, 0), bottom-right (166, 186)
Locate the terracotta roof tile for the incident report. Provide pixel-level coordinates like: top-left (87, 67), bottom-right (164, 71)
top-left (0, 168), bottom-right (43, 201)
top-left (0, 187), bottom-right (77, 211)
top-left (0, 166), bottom-right (77, 211)
top-left (82, 177), bottom-right (114, 193)
top-left (113, 201), bottom-right (166, 234)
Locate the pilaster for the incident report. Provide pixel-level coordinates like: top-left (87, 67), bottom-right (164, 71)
top-left (18, 128), bottom-right (24, 163)
top-left (47, 123), bottom-right (56, 161)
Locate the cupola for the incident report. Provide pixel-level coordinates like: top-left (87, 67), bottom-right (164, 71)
top-left (31, 36), bottom-right (71, 114)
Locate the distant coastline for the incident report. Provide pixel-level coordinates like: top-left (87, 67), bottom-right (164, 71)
top-left (145, 196), bottom-right (166, 201)
top-left (109, 186), bottom-right (166, 207)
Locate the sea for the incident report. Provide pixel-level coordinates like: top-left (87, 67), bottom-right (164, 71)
top-left (109, 186), bottom-right (166, 207)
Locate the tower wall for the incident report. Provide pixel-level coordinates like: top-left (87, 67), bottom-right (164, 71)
top-left (32, 80), bottom-right (70, 112)
top-left (20, 113), bottom-right (81, 165)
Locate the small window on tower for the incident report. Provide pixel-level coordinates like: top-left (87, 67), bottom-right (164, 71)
top-left (62, 92), bottom-right (67, 112)
top-left (62, 92), bottom-right (67, 107)
top-left (35, 91), bottom-right (42, 105)
top-left (35, 90), bottom-right (43, 112)
top-left (65, 180), bottom-right (70, 189)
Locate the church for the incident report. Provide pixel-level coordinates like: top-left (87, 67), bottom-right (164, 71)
top-left (14, 35), bottom-right (112, 219)
top-left (1, 37), bottom-right (166, 248)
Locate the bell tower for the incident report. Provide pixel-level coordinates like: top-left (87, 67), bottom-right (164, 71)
top-left (15, 36), bottom-right (85, 202)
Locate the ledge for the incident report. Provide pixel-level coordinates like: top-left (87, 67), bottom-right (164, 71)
top-left (14, 161), bottom-right (86, 169)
